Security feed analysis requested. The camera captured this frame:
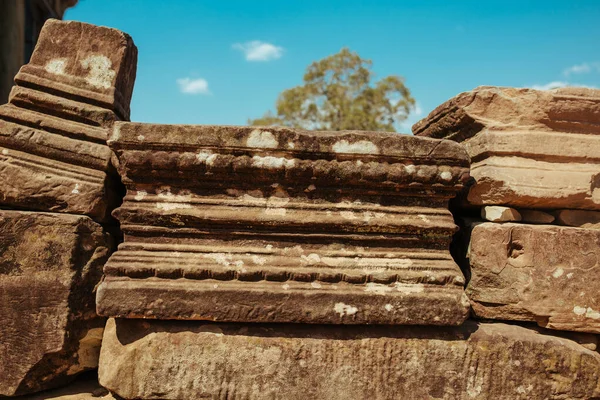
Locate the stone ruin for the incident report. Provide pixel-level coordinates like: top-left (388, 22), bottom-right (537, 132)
top-left (0, 20), bottom-right (599, 400)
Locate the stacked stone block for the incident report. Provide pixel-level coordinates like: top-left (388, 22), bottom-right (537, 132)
top-left (414, 86), bottom-right (600, 334)
top-left (0, 20), bottom-right (137, 396)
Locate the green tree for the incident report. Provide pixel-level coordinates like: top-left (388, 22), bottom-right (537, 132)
top-left (250, 48), bottom-right (415, 132)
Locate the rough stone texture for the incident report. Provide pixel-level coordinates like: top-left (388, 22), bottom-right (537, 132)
top-left (0, 210), bottom-right (110, 396)
top-left (556, 209), bottom-right (600, 229)
top-left (0, 19), bottom-right (137, 221)
top-left (96, 123), bottom-right (471, 326)
top-left (413, 86), bottom-right (600, 211)
top-left (480, 205), bottom-right (521, 222)
top-left (466, 222), bottom-right (600, 333)
top-left (520, 209), bottom-right (555, 224)
top-left (98, 318), bottom-right (600, 400)
top-left (23, 372), bottom-right (114, 400)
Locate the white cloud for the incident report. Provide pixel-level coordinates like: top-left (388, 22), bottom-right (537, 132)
top-left (233, 41), bottom-right (284, 62)
top-left (529, 81), bottom-right (597, 90)
top-left (563, 62), bottom-right (600, 77)
top-left (177, 78), bottom-right (210, 95)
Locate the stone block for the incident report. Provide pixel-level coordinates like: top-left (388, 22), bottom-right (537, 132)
top-left (96, 123), bottom-right (471, 326)
top-left (556, 209), bottom-right (600, 229)
top-left (98, 318), bottom-right (600, 400)
top-left (413, 86), bottom-right (600, 210)
top-left (519, 209), bottom-right (555, 224)
top-left (466, 222), bottom-right (600, 333)
top-left (480, 205), bottom-right (521, 222)
top-left (0, 210), bottom-right (110, 396)
top-left (0, 20), bottom-right (137, 221)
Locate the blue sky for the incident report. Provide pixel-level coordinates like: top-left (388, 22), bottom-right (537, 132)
top-left (66, 0), bottom-right (600, 133)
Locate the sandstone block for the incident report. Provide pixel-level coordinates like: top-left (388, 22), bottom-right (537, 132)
top-left (466, 222), bottom-right (600, 333)
top-left (96, 123), bottom-right (471, 326)
top-left (519, 209), bottom-right (555, 224)
top-left (24, 372), bottom-right (114, 400)
top-left (556, 209), bottom-right (600, 229)
top-left (480, 205), bottom-right (521, 222)
top-left (98, 318), bottom-right (600, 400)
top-left (0, 20), bottom-right (137, 221)
top-left (0, 210), bottom-right (110, 396)
top-left (413, 86), bottom-right (600, 210)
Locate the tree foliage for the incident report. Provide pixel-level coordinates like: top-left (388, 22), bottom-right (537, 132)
top-left (250, 48), bottom-right (415, 132)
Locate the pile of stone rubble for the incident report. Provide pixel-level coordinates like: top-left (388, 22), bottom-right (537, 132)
top-left (1, 20), bottom-right (599, 400)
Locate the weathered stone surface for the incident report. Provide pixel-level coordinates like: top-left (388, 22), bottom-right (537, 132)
top-left (0, 210), bottom-right (110, 396)
top-left (466, 222), bottom-right (600, 333)
top-left (96, 123), bottom-right (471, 326)
top-left (520, 209), bottom-right (555, 224)
top-left (98, 318), bottom-right (600, 400)
top-left (0, 19), bottom-right (137, 221)
top-left (480, 205), bottom-right (521, 222)
top-left (556, 209), bottom-right (600, 229)
top-left (413, 86), bottom-right (600, 210)
top-left (24, 372), bottom-right (114, 400)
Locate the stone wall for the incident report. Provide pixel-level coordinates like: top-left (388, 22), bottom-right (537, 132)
top-left (0, 21), bottom-right (599, 400)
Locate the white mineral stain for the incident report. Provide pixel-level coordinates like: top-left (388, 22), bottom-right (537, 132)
top-left (282, 283), bottom-right (290, 290)
top-left (574, 306), bottom-right (600, 319)
top-left (301, 253), bottom-right (321, 265)
top-left (202, 253), bottom-right (245, 270)
top-left (384, 304), bottom-right (393, 311)
top-left (340, 211), bottom-right (357, 220)
top-left (334, 302), bottom-right (358, 316)
top-left (395, 283), bottom-right (425, 293)
top-left (567, 273), bottom-right (574, 279)
top-left (332, 140), bottom-right (379, 154)
top-left (137, 135), bottom-right (145, 142)
top-left (196, 150), bottom-right (218, 165)
top-left (265, 208), bottom-right (287, 216)
top-left (156, 202), bottom-right (192, 211)
top-left (71, 183), bottom-right (80, 194)
top-left (365, 282), bottom-right (393, 295)
top-left (440, 171), bottom-right (452, 181)
top-left (247, 130), bottom-right (278, 148)
top-left (418, 214), bottom-right (431, 223)
top-left (213, 284), bottom-right (219, 289)
top-left (404, 165), bottom-right (416, 174)
top-left (252, 155), bottom-right (295, 169)
top-left (287, 142), bottom-right (295, 149)
top-left (134, 190), bottom-right (147, 201)
top-left (81, 55), bottom-right (115, 89)
top-left (552, 267), bottom-right (564, 278)
top-left (265, 244), bottom-right (274, 250)
top-left (310, 282), bottom-right (322, 289)
top-left (251, 255), bottom-right (267, 265)
top-left (267, 196), bottom-right (290, 207)
top-left (45, 58), bottom-right (67, 75)
top-left (1, 149), bottom-right (8, 155)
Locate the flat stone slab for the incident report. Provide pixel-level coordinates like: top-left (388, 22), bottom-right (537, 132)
top-left (98, 318), bottom-right (600, 400)
top-left (0, 210), bottom-right (111, 396)
top-left (0, 20), bottom-right (137, 221)
top-left (413, 86), bottom-right (600, 211)
top-left (467, 222), bottom-right (600, 333)
top-left (97, 123), bottom-right (471, 326)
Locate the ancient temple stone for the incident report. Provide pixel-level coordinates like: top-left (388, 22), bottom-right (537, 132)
top-left (98, 318), bottom-right (600, 400)
top-left (96, 123), bottom-right (471, 326)
top-left (413, 86), bottom-right (600, 211)
top-left (0, 19), bottom-right (137, 221)
top-left (0, 210), bottom-right (110, 396)
top-left (480, 205), bottom-right (521, 222)
top-left (556, 209), bottom-right (600, 229)
top-left (466, 222), bottom-right (600, 333)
